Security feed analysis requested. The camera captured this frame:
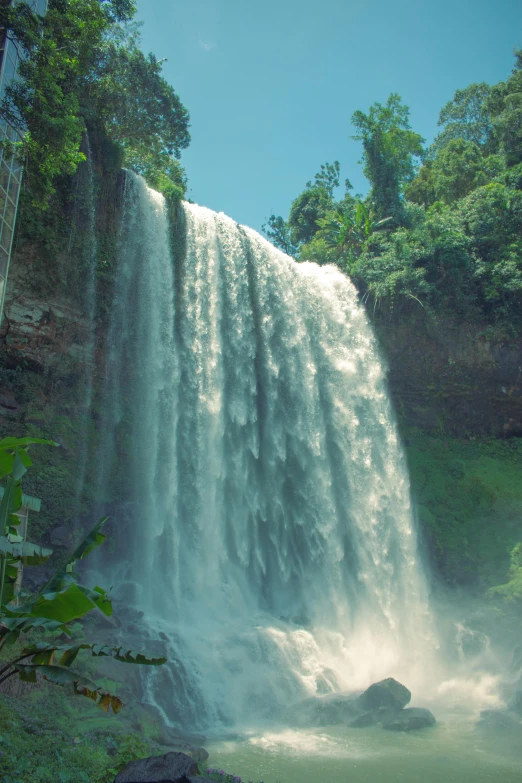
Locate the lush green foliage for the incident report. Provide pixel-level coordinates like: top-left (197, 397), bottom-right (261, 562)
top-left (0, 687), bottom-right (164, 783)
top-left (0, 0), bottom-right (189, 207)
top-left (264, 51), bottom-right (522, 329)
top-left (0, 438), bottom-right (166, 712)
top-left (489, 543), bottom-right (522, 603)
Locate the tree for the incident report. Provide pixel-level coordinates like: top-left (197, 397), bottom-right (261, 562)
top-left (487, 51), bottom-right (522, 168)
top-left (351, 94), bottom-right (425, 224)
top-left (432, 83), bottom-right (493, 153)
top-left (307, 161), bottom-right (340, 199)
top-left (0, 437), bottom-right (166, 713)
top-left (0, 1), bottom-right (190, 206)
top-left (85, 32), bottom-right (190, 181)
top-left (407, 139), bottom-right (504, 207)
top-left (287, 186), bottom-right (334, 246)
top-left (459, 182), bottom-right (522, 314)
top-left (261, 214), bottom-right (297, 256)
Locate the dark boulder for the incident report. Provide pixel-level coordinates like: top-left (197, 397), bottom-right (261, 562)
top-left (355, 678), bottom-right (411, 712)
top-left (50, 524), bottom-right (73, 548)
top-left (478, 710), bottom-right (522, 730)
top-left (114, 751), bottom-right (198, 783)
top-left (381, 707), bottom-right (436, 731)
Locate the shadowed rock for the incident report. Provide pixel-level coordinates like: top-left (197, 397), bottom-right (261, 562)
top-left (114, 751), bottom-right (198, 782)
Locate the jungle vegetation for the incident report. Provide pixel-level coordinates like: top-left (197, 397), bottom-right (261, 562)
top-left (263, 51), bottom-right (522, 330)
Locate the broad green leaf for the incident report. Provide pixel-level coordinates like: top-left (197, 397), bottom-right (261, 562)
top-left (76, 584), bottom-right (113, 617)
top-left (45, 517), bottom-right (108, 592)
top-left (11, 452), bottom-right (27, 482)
top-left (0, 451), bottom-right (14, 479)
top-left (0, 437), bottom-right (57, 449)
top-left (17, 449), bottom-right (33, 468)
top-left (72, 517), bottom-right (108, 562)
top-left (0, 478), bottom-right (13, 530)
top-left (31, 583), bottom-right (98, 623)
top-left (0, 617), bottom-right (68, 648)
top-left (10, 483), bottom-right (23, 514)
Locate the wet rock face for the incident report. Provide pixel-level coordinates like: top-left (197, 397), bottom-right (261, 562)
top-left (355, 678), bottom-right (412, 712)
top-left (375, 312), bottom-right (522, 437)
top-left (2, 277), bottom-right (91, 370)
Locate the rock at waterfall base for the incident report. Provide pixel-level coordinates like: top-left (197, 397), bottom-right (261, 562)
top-left (381, 707), bottom-right (436, 731)
top-left (349, 706), bottom-right (436, 731)
top-left (355, 677), bottom-right (412, 712)
top-left (478, 710), bottom-right (522, 730)
top-left (349, 707), bottom-right (399, 727)
top-left (114, 751), bottom-right (202, 782)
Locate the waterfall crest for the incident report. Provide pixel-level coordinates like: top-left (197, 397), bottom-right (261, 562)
top-left (100, 173), bottom-right (435, 729)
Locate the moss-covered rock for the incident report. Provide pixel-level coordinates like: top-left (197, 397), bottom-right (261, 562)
top-left (406, 433), bottom-right (522, 588)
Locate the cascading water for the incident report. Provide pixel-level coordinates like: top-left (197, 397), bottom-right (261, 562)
top-left (74, 132), bottom-right (99, 507)
top-left (99, 172), bottom-right (436, 730)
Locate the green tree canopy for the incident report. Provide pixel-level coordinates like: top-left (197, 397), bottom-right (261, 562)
top-left (0, 0), bottom-right (190, 206)
top-left (407, 139), bottom-right (504, 206)
top-left (432, 83), bottom-right (493, 153)
top-left (487, 50), bottom-right (522, 167)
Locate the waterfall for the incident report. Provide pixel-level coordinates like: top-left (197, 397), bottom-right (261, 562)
top-left (100, 172), bottom-right (435, 730)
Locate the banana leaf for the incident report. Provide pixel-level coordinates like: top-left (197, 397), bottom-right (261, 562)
top-left (14, 663), bottom-right (124, 713)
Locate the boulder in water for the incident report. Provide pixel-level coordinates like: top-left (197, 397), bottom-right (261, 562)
top-left (114, 751), bottom-right (198, 782)
top-left (381, 707), bottom-right (436, 731)
top-left (355, 678), bottom-right (411, 712)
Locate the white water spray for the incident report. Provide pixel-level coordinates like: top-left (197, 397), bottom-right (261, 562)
top-left (100, 173), bottom-right (437, 730)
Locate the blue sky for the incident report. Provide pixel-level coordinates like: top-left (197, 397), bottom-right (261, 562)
top-left (136, 0), bottom-right (522, 232)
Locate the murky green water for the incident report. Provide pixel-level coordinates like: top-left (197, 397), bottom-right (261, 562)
top-left (206, 716), bottom-right (522, 783)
